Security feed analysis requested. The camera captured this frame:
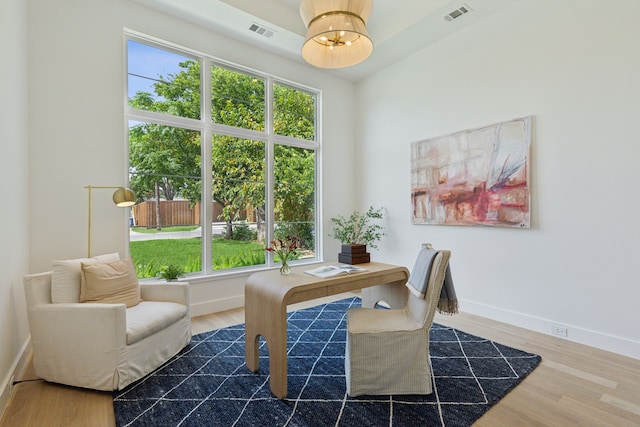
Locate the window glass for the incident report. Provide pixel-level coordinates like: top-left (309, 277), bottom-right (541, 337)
top-left (127, 40), bottom-right (201, 120)
top-left (274, 83), bottom-right (315, 140)
top-left (274, 145), bottom-right (316, 259)
top-left (212, 135), bottom-right (266, 269)
top-left (128, 121), bottom-right (203, 278)
top-left (211, 65), bottom-right (265, 131)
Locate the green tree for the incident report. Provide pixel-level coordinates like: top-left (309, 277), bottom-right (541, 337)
top-left (128, 59), bottom-right (202, 206)
top-left (274, 83), bottom-right (315, 140)
top-left (209, 66), bottom-right (266, 238)
top-left (272, 84), bottom-right (315, 248)
top-left (274, 145), bottom-right (315, 248)
top-left (128, 121), bottom-right (201, 203)
top-left (211, 65), bottom-right (264, 131)
top-left (212, 135), bottom-right (264, 239)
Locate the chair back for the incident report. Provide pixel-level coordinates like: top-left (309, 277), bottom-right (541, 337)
top-left (407, 249), bottom-right (451, 327)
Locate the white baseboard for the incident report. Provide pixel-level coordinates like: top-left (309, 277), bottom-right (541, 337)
top-left (460, 299), bottom-right (640, 360)
top-left (0, 338), bottom-right (31, 420)
top-left (190, 295), bottom-right (245, 318)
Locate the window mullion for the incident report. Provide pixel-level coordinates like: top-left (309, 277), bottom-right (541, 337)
top-left (211, 123), bottom-right (268, 143)
top-left (202, 59), bottom-right (213, 274)
top-left (126, 108), bottom-right (203, 131)
top-left (314, 92), bottom-right (323, 261)
top-left (265, 77), bottom-right (275, 266)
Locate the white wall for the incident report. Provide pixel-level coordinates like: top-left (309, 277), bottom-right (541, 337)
top-left (356, 0), bottom-right (640, 358)
top-left (0, 0), bottom-right (31, 415)
top-left (27, 0), bottom-right (357, 315)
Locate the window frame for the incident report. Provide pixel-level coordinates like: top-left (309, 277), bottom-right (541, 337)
top-left (124, 31), bottom-right (323, 278)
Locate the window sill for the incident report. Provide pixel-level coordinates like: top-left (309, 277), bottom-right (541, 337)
top-left (139, 259), bottom-right (325, 285)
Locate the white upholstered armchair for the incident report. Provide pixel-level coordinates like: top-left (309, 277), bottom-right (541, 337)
top-left (23, 254), bottom-right (191, 391)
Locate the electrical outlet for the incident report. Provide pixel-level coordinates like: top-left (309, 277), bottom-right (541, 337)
top-left (551, 324), bottom-right (567, 337)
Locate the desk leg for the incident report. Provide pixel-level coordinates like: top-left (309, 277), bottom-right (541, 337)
top-left (245, 284), bottom-right (289, 399)
top-left (244, 285), bottom-right (261, 373)
top-left (267, 302), bottom-right (289, 399)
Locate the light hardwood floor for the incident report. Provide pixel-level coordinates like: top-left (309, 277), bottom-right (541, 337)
top-left (2, 293), bottom-right (639, 427)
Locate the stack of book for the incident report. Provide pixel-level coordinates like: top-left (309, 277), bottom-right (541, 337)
top-left (338, 244), bottom-right (370, 264)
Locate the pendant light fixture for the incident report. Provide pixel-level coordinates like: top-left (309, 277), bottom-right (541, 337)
top-left (299, 0), bottom-right (373, 69)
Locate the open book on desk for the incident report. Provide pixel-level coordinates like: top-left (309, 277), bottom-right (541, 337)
top-left (304, 264), bottom-right (367, 279)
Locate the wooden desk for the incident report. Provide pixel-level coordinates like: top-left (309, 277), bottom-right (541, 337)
top-left (244, 262), bottom-right (410, 399)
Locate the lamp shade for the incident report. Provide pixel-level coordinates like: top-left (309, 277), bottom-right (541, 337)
top-left (112, 187), bottom-right (136, 207)
top-left (300, 0), bottom-right (373, 69)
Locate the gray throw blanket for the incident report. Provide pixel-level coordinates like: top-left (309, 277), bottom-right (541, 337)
top-left (406, 247), bottom-right (459, 315)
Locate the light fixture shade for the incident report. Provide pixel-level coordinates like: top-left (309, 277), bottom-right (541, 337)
top-left (300, 0), bottom-right (373, 69)
top-left (112, 187), bottom-right (136, 207)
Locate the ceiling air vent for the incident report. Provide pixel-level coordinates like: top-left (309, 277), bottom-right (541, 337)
top-left (249, 23), bottom-right (275, 38)
top-left (444, 4), bottom-right (472, 22)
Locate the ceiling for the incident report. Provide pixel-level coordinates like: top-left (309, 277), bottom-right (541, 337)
top-left (133, 0), bottom-right (517, 81)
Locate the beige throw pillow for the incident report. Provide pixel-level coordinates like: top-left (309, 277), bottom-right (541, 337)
top-left (80, 257), bottom-right (141, 308)
top-left (51, 252), bottom-right (121, 303)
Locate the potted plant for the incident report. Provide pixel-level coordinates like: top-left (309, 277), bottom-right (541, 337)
top-left (158, 264), bottom-right (185, 282)
top-left (330, 206), bottom-right (385, 264)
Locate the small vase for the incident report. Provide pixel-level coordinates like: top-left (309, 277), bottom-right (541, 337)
top-left (279, 259), bottom-right (291, 275)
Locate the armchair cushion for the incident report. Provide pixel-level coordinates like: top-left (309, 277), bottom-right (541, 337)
top-left (80, 257), bottom-right (140, 308)
top-left (126, 301), bottom-right (187, 345)
top-left (51, 252), bottom-right (120, 303)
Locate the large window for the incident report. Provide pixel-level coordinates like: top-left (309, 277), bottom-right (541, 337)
top-left (126, 36), bottom-right (319, 278)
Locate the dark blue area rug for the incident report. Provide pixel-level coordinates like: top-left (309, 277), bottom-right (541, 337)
top-left (114, 297), bottom-right (541, 426)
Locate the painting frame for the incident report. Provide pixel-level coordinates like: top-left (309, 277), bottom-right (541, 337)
top-left (411, 116), bottom-right (532, 228)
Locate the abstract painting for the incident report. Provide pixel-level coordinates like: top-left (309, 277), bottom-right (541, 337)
top-left (411, 116), bottom-right (531, 228)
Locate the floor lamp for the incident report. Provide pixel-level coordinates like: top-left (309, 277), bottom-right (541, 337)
top-left (85, 185), bottom-right (136, 257)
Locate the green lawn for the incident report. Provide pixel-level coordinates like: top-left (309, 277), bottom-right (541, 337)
top-left (130, 237), bottom-right (266, 278)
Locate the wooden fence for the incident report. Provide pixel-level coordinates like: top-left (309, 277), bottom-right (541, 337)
top-left (132, 200), bottom-right (249, 228)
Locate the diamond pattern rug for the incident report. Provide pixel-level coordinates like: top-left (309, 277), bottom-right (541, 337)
top-left (114, 297), bottom-right (541, 426)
